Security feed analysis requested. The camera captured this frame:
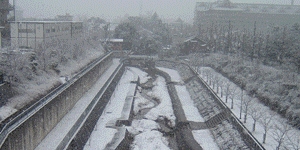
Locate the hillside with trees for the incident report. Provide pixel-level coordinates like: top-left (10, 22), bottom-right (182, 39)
top-left (189, 23), bottom-right (300, 128)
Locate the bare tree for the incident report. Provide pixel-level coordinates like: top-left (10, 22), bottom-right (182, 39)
top-left (248, 104), bottom-right (262, 132)
top-left (228, 86), bottom-right (237, 109)
top-left (214, 75), bottom-right (221, 94)
top-left (243, 96), bottom-right (252, 123)
top-left (239, 89), bottom-right (244, 119)
top-left (286, 131), bottom-right (300, 150)
top-left (224, 81), bottom-right (231, 103)
top-left (258, 112), bottom-right (275, 143)
top-left (272, 120), bottom-right (292, 150)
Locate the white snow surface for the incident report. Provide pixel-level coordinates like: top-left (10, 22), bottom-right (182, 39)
top-left (131, 130), bottom-right (170, 150)
top-left (84, 67), bottom-right (136, 150)
top-left (127, 119), bottom-right (160, 135)
top-left (175, 85), bottom-right (205, 122)
top-left (0, 48), bottom-right (104, 122)
top-left (157, 67), bottom-right (204, 122)
top-left (128, 67), bottom-right (151, 84)
top-left (199, 67), bottom-right (300, 150)
top-left (133, 92), bottom-right (155, 115)
top-left (145, 76), bottom-right (176, 127)
top-left (35, 59), bottom-right (120, 150)
top-left (192, 130), bottom-right (220, 150)
top-left (156, 67), bottom-right (182, 83)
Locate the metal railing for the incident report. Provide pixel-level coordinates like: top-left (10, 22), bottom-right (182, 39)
top-left (0, 51), bottom-right (113, 148)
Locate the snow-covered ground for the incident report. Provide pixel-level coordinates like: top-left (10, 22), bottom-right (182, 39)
top-left (157, 67), bottom-right (218, 149)
top-left (144, 76), bottom-right (176, 126)
top-left (192, 130), bottom-right (220, 150)
top-left (128, 67), bottom-right (175, 150)
top-left (84, 66), bottom-right (136, 150)
top-left (199, 67), bottom-right (300, 150)
top-left (129, 119), bottom-right (170, 150)
top-left (0, 48), bottom-right (105, 122)
top-left (158, 67), bottom-right (205, 122)
top-left (35, 59), bottom-right (120, 150)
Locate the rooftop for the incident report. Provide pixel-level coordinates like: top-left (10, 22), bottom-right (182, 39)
top-left (196, 1), bottom-right (300, 14)
top-left (9, 21), bottom-right (83, 24)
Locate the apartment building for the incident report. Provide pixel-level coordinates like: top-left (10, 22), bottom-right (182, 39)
top-left (10, 21), bottom-right (83, 49)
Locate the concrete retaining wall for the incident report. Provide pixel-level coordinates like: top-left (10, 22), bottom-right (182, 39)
top-left (0, 53), bottom-right (114, 150)
top-left (155, 68), bottom-right (203, 150)
top-left (66, 64), bottom-right (125, 150)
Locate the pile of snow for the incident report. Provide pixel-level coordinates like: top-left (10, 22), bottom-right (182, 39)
top-left (145, 76), bottom-right (176, 126)
top-left (192, 130), bottom-right (220, 150)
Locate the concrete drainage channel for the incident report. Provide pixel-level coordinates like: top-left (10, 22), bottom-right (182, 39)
top-left (68, 61), bottom-right (204, 150)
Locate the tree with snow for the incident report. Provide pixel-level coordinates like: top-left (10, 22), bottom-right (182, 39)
top-left (224, 81), bottom-right (231, 103)
top-left (228, 86), bottom-right (237, 109)
top-left (287, 131), bottom-right (300, 150)
top-left (242, 95), bottom-right (252, 123)
top-left (271, 120), bottom-right (292, 150)
top-left (248, 104), bottom-right (262, 132)
top-left (258, 112), bottom-right (275, 143)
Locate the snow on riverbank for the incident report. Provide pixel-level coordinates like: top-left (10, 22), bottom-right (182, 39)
top-left (84, 67), bottom-right (135, 150)
top-left (128, 119), bottom-right (170, 150)
top-left (145, 76), bottom-right (176, 126)
top-left (133, 92), bottom-right (155, 115)
top-left (128, 67), bottom-right (151, 84)
top-left (192, 130), bottom-right (220, 150)
top-left (128, 68), bottom-right (173, 150)
top-left (157, 67), bottom-right (205, 122)
top-left (199, 67), bottom-right (300, 150)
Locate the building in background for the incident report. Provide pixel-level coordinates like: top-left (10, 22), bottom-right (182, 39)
top-left (55, 13), bottom-right (73, 21)
top-left (0, 0), bottom-right (14, 47)
top-left (194, 0), bottom-right (300, 32)
top-left (180, 36), bottom-right (208, 55)
top-left (10, 21), bottom-right (83, 49)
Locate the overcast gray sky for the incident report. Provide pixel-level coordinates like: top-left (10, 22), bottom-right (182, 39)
top-left (13, 0), bottom-right (299, 23)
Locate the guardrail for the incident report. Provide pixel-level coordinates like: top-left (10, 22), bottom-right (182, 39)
top-left (0, 51), bottom-right (113, 148)
top-left (189, 67), bottom-right (265, 150)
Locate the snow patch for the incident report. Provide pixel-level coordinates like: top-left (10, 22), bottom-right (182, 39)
top-left (192, 130), bottom-right (220, 150)
top-left (145, 76), bottom-right (176, 127)
top-left (131, 130), bottom-right (170, 150)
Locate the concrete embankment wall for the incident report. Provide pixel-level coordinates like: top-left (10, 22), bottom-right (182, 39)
top-left (187, 65), bottom-right (265, 150)
top-left (66, 64), bottom-right (125, 149)
top-left (155, 68), bottom-right (203, 150)
top-left (0, 53), bottom-right (114, 150)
